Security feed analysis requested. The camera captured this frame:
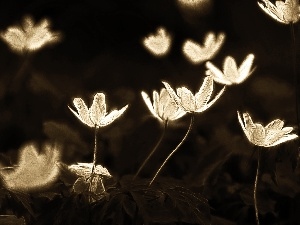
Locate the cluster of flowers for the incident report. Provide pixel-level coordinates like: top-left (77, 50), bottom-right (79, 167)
top-left (0, 1), bottom-right (298, 205)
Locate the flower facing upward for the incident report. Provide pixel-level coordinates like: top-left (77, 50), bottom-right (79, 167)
top-left (182, 32), bottom-right (225, 64)
top-left (69, 93), bottom-right (128, 128)
top-left (257, 0), bottom-right (300, 24)
top-left (141, 88), bottom-right (186, 122)
top-left (142, 27), bottom-right (172, 57)
top-left (205, 54), bottom-right (255, 85)
top-left (237, 111), bottom-right (298, 147)
top-left (162, 76), bottom-right (225, 113)
top-left (1, 16), bottom-right (61, 54)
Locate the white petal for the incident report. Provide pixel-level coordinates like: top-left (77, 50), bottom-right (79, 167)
top-left (237, 111), bottom-right (251, 142)
top-left (141, 91), bottom-right (160, 120)
top-left (99, 105), bottom-right (128, 127)
top-left (205, 61), bottom-right (232, 85)
top-left (195, 76), bottom-right (214, 110)
top-left (89, 93), bottom-right (106, 125)
top-left (265, 119), bottom-right (284, 130)
top-left (223, 56), bottom-right (239, 83)
top-left (268, 134), bottom-right (298, 147)
top-left (69, 98), bottom-right (94, 127)
top-left (196, 84), bottom-right (225, 112)
top-left (162, 81), bottom-right (185, 110)
top-left (258, 0), bottom-right (287, 24)
top-left (236, 54), bottom-right (255, 84)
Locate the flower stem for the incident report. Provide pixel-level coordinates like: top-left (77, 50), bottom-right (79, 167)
top-left (254, 147), bottom-right (261, 225)
top-left (149, 114), bottom-right (194, 186)
top-left (133, 120), bottom-right (168, 180)
top-left (91, 126), bottom-right (98, 175)
top-left (290, 23), bottom-right (300, 135)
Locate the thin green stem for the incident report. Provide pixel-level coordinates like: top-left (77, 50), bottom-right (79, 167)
top-left (133, 120), bottom-right (168, 180)
top-left (149, 114), bottom-right (194, 186)
top-left (254, 147), bottom-right (261, 225)
top-left (290, 23), bottom-right (300, 135)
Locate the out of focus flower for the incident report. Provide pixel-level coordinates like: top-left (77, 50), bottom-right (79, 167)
top-left (257, 0), bottom-right (300, 24)
top-left (206, 54), bottom-right (255, 85)
top-left (162, 76), bottom-right (225, 113)
top-left (0, 16), bottom-right (61, 54)
top-left (182, 32), bottom-right (225, 64)
top-left (0, 143), bottom-right (60, 192)
top-left (142, 27), bottom-right (172, 57)
top-left (141, 88), bottom-right (186, 122)
top-left (68, 92), bottom-right (128, 128)
top-left (237, 111), bottom-right (298, 147)
top-left (177, 0), bottom-right (211, 7)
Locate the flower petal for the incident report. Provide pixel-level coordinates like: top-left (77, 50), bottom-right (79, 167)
top-left (178, 86), bottom-right (196, 112)
top-left (258, 0), bottom-right (287, 24)
top-left (90, 93), bottom-right (106, 126)
top-left (99, 105), bottom-right (128, 127)
top-left (141, 91), bottom-right (160, 120)
top-left (69, 98), bottom-right (94, 127)
top-left (236, 54), bottom-right (255, 84)
top-left (265, 119), bottom-right (284, 130)
top-left (162, 81), bottom-right (184, 110)
top-left (223, 56), bottom-right (239, 83)
top-left (268, 134), bottom-right (298, 147)
top-left (196, 85), bottom-right (225, 112)
top-left (237, 111), bottom-right (251, 141)
top-left (205, 61), bottom-right (232, 85)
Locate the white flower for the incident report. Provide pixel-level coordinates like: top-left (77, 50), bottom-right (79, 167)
top-left (68, 92), bottom-right (128, 128)
top-left (162, 76), bottom-right (225, 113)
top-left (257, 0), bottom-right (300, 24)
top-left (141, 88), bottom-right (186, 122)
top-left (0, 143), bottom-right (60, 192)
top-left (142, 27), bottom-right (172, 57)
top-left (205, 54), bottom-right (255, 85)
top-left (68, 162), bottom-right (112, 178)
top-left (182, 32), bottom-right (225, 64)
top-left (177, 0), bottom-right (210, 7)
top-left (1, 16), bottom-right (61, 54)
top-left (237, 111), bottom-right (298, 147)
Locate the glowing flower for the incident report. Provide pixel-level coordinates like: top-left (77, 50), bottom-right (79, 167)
top-left (0, 143), bottom-right (60, 192)
top-left (68, 163), bottom-right (112, 178)
top-left (0, 16), bottom-right (61, 54)
top-left (182, 32), bottom-right (225, 64)
top-left (68, 92), bottom-right (128, 128)
top-left (177, 0), bottom-right (210, 7)
top-left (205, 54), bottom-right (255, 85)
top-left (141, 88), bottom-right (186, 122)
top-left (162, 76), bottom-right (225, 113)
top-left (257, 0), bottom-right (300, 24)
top-left (142, 27), bottom-right (172, 57)
top-left (237, 111), bottom-right (298, 147)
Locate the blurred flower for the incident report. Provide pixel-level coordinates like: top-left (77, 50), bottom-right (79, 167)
top-left (68, 162), bottom-right (112, 178)
top-left (0, 16), bottom-right (61, 54)
top-left (68, 92), bottom-right (128, 128)
top-left (177, 0), bottom-right (211, 7)
top-left (257, 0), bottom-right (300, 24)
top-left (162, 76), bottom-right (225, 113)
top-left (237, 111), bottom-right (298, 147)
top-left (182, 32), bottom-right (225, 64)
top-left (0, 143), bottom-right (60, 192)
top-left (142, 27), bottom-right (172, 57)
top-left (205, 54), bottom-right (255, 85)
top-left (141, 88), bottom-right (186, 122)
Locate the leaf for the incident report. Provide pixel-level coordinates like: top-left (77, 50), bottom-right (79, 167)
top-left (0, 215), bottom-right (25, 225)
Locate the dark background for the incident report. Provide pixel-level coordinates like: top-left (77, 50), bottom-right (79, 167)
top-left (0, 0), bottom-right (299, 224)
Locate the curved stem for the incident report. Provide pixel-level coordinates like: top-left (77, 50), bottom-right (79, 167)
top-left (290, 23), bottom-right (300, 135)
top-left (133, 120), bottom-right (168, 180)
top-left (254, 147), bottom-right (261, 225)
top-left (91, 126), bottom-right (98, 174)
top-left (149, 114), bottom-right (194, 186)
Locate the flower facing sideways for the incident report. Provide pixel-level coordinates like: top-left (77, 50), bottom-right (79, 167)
top-left (1, 16), bottom-right (61, 54)
top-left (141, 88), bottom-right (186, 122)
top-left (257, 0), bottom-right (300, 24)
top-left (205, 54), bottom-right (255, 85)
top-left (0, 143), bottom-right (60, 192)
top-left (142, 27), bottom-right (172, 57)
top-left (162, 76), bottom-right (225, 113)
top-left (182, 32), bottom-right (225, 64)
top-left (69, 92), bottom-right (128, 128)
top-left (237, 111), bottom-right (298, 147)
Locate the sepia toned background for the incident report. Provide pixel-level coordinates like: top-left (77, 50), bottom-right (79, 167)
top-left (0, 0), bottom-right (299, 224)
